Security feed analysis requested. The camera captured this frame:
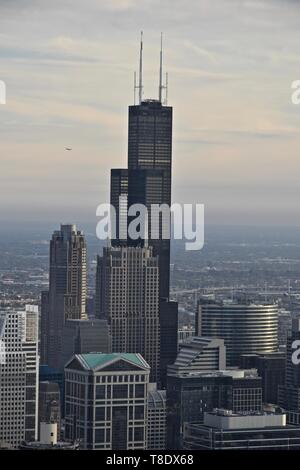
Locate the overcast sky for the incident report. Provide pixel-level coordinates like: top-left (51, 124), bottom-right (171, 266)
top-left (1, 0), bottom-right (300, 226)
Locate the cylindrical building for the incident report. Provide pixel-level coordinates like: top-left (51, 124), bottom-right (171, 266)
top-left (196, 300), bottom-right (278, 367)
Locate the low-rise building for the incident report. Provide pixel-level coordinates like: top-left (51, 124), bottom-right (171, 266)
top-left (183, 409), bottom-right (300, 450)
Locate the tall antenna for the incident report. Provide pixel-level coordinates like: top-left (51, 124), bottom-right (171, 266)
top-left (138, 31), bottom-right (143, 104)
top-left (159, 32), bottom-right (163, 102)
top-left (165, 72), bottom-right (168, 105)
top-left (134, 71), bottom-right (137, 105)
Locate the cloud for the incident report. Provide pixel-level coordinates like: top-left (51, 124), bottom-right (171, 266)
top-left (183, 40), bottom-right (219, 65)
top-left (1, 0), bottom-right (300, 225)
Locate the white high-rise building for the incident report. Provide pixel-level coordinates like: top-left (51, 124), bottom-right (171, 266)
top-left (0, 305), bottom-right (39, 449)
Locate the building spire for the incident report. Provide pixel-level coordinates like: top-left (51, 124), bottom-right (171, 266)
top-left (139, 31), bottom-right (143, 104)
top-left (159, 32), bottom-right (163, 103)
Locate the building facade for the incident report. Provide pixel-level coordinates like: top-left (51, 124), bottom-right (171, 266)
top-left (20, 422), bottom-right (79, 450)
top-left (0, 306), bottom-right (39, 448)
top-left (107, 74), bottom-right (178, 387)
top-left (96, 246), bottom-right (160, 383)
top-left (60, 318), bottom-right (111, 370)
top-left (64, 353), bottom-right (150, 450)
top-left (168, 336), bottom-right (226, 375)
top-left (159, 298), bottom-right (178, 387)
top-left (41, 224), bottom-right (87, 369)
top-left (278, 318), bottom-right (300, 420)
top-left (167, 369), bottom-right (262, 449)
top-left (110, 168), bottom-right (128, 247)
top-left (183, 409), bottom-right (300, 450)
top-left (39, 381), bottom-right (61, 437)
top-left (196, 299), bottom-right (279, 366)
top-left (39, 365), bottom-right (64, 417)
top-left (148, 388), bottom-right (166, 450)
top-left (178, 326), bottom-right (196, 345)
top-left (241, 352), bottom-right (285, 404)
top-left (127, 100), bottom-right (173, 300)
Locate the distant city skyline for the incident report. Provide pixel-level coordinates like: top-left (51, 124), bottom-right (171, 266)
top-left (1, 0), bottom-right (300, 226)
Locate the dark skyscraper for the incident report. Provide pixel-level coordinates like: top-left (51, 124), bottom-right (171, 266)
top-left (110, 168), bottom-right (128, 246)
top-left (96, 34), bottom-right (178, 386)
top-left (127, 100), bottom-right (172, 299)
top-left (110, 34), bottom-right (173, 299)
top-left (41, 224), bottom-right (87, 369)
top-left (278, 318), bottom-right (300, 423)
top-left (240, 352), bottom-right (285, 405)
top-left (111, 100), bottom-right (173, 298)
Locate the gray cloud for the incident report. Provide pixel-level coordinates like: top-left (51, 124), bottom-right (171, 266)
top-left (1, 0), bottom-right (300, 225)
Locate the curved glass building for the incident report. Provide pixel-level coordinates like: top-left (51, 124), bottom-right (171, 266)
top-left (196, 300), bottom-right (278, 367)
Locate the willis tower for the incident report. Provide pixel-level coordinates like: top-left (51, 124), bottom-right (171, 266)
top-left (112, 33), bottom-right (172, 297)
top-left (104, 33), bottom-right (178, 385)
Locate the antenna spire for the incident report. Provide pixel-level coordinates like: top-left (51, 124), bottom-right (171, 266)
top-left (159, 32), bottom-right (163, 102)
top-left (134, 71), bottom-right (137, 105)
top-left (165, 72), bottom-right (168, 105)
top-left (139, 31), bottom-right (143, 104)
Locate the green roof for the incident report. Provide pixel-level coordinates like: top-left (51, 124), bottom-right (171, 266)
top-left (78, 353), bottom-right (148, 370)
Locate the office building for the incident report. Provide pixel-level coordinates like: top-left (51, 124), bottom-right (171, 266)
top-left (278, 318), bottom-right (300, 423)
top-left (39, 365), bottom-right (64, 418)
top-left (60, 318), bottom-right (111, 369)
top-left (39, 381), bottom-right (61, 437)
top-left (64, 353), bottom-right (150, 450)
top-left (178, 326), bottom-right (195, 344)
top-left (196, 299), bottom-right (279, 366)
top-left (148, 386), bottom-right (166, 450)
top-left (0, 306), bottom-right (39, 448)
top-left (278, 308), bottom-right (292, 347)
top-left (20, 422), bottom-right (79, 450)
top-left (231, 370), bottom-right (262, 413)
top-left (127, 98), bottom-right (172, 299)
top-left (159, 299), bottom-right (178, 387)
top-left (106, 37), bottom-right (178, 388)
top-left (110, 168), bottom-right (128, 246)
top-left (168, 336), bottom-right (226, 375)
top-left (41, 224), bottom-right (87, 369)
top-left (96, 246), bottom-right (160, 383)
top-left (183, 409), bottom-right (300, 450)
top-left (167, 369), bottom-right (261, 449)
top-left (240, 352), bottom-right (285, 404)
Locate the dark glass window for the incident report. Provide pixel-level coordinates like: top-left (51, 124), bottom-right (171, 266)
top-left (95, 429), bottom-right (105, 444)
top-left (113, 384), bottom-right (128, 399)
top-left (135, 384), bottom-right (144, 398)
top-left (135, 406), bottom-right (144, 419)
top-left (95, 407), bottom-right (105, 421)
top-left (134, 427), bottom-right (144, 441)
top-left (96, 385), bottom-right (105, 399)
top-left (112, 407), bottom-right (127, 449)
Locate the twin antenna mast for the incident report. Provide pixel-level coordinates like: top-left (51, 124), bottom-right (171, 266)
top-left (134, 31), bottom-right (168, 105)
